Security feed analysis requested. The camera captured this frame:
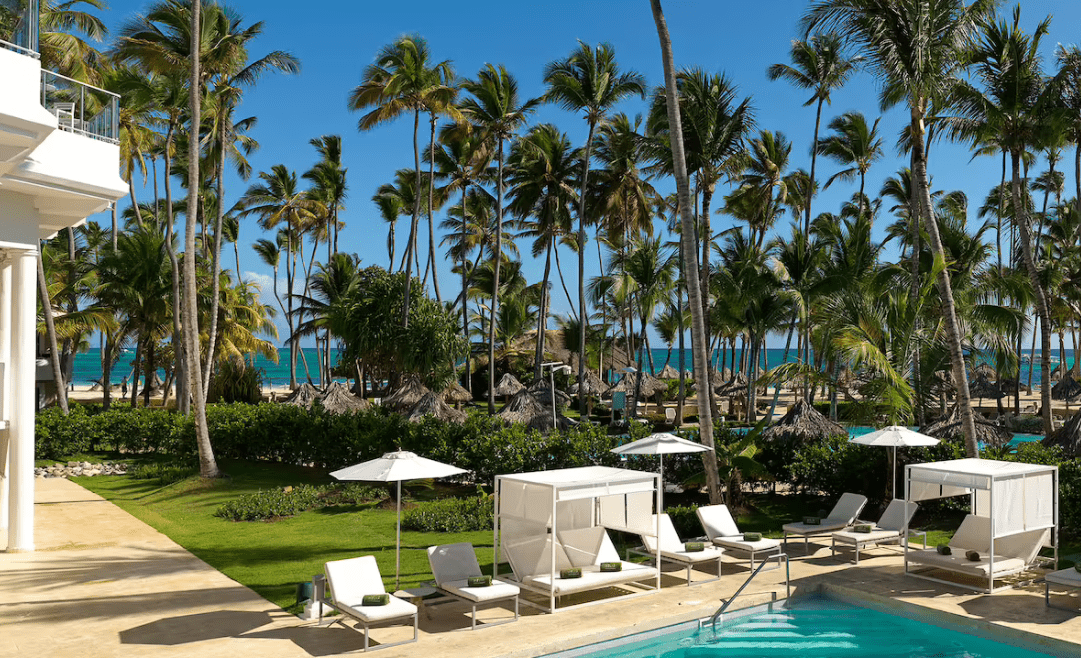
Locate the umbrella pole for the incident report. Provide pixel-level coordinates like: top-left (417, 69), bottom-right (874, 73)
top-left (396, 479), bottom-right (402, 591)
top-left (892, 446), bottom-right (897, 500)
top-left (659, 454), bottom-right (664, 511)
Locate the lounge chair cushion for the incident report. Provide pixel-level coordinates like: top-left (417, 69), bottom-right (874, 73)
top-left (504, 535), bottom-right (574, 578)
top-left (711, 535), bottom-right (781, 553)
top-left (697, 505), bottom-right (741, 539)
top-left (428, 543), bottom-right (484, 583)
top-left (324, 555), bottom-right (417, 624)
top-left (558, 526), bottom-right (620, 567)
top-left (439, 578), bottom-right (520, 603)
top-left (784, 493), bottom-right (867, 536)
top-left (907, 548), bottom-right (1027, 578)
top-left (833, 528), bottom-right (904, 545)
top-left (639, 514), bottom-right (724, 564)
top-left (523, 561), bottom-right (654, 595)
top-left (876, 500), bottom-right (918, 532)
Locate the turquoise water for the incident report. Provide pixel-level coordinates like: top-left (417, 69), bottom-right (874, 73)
top-left (734, 425), bottom-right (1044, 446)
top-left (554, 598), bottom-right (1054, 657)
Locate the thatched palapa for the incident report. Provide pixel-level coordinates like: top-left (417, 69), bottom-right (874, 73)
top-left (657, 364), bottom-right (680, 379)
top-left (1051, 365), bottom-right (1065, 383)
top-left (570, 370), bottom-right (606, 396)
top-left (529, 379), bottom-right (572, 408)
top-left (921, 405), bottom-right (1011, 448)
top-left (760, 399), bottom-right (846, 445)
top-left (999, 378), bottom-right (1029, 395)
top-left (716, 371), bottom-right (748, 396)
top-left (1052, 374), bottom-right (1081, 402)
top-left (604, 372), bottom-right (666, 399)
top-left (969, 375), bottom-right (1003, 400)
top-left (383, 376), bottom-right (430, 412)
top-left (972, 363), bottom-right (997, 380)
top-left (442, 381), bottom-right (473, 406)
top-left (494, 373), bottom-right (525, 397)
top-left (1045, 409), bottom-right (1081, 455)
top-left (282, 382), bottom-right (321, 408)
top-left (496, 389), bottom-right (570, 432)
top-left (406, 392), bottom-right (466, 424)
top-left (320, 382), bottom-right (370, 414)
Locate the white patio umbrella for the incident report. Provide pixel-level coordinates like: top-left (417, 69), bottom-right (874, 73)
top-left (851, 426), bottom-right (939, 499)
top-left (331, 449), bottom-right (466, 589)
top-left (611, 432), bottom-right (713, 508)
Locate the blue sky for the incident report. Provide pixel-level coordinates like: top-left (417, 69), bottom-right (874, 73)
top-left (92, 0), bottom-right (1081, 348)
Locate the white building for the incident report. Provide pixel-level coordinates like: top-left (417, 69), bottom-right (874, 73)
top-left (0, 1), bottom-right (126, 552)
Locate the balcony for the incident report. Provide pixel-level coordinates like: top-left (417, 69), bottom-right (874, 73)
top-left (41, 71), bottom-right (119, 144)
top-left (0, 0), bottom-right (38, 57)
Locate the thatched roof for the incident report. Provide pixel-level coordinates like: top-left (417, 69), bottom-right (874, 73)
top-left (1052, 374), bottom-right (1081, 402)
top-left (320, 382), bottom-right (370, 414)
top-left (1052, 365), bottom-right (1066, 383)
top-left (657, 364), bottom-right (680, 379)
top-left (494, 373), bottom-right (525, 397)
top-left (496, 390), bottom-right (570, 433)
top-left (442, 381), bottom-right (473, 404)
top-left (529, 379), bottom-right (572, 408)
top-left (969, 375), bottom-right (1003, 400)
top-left (921, 405), bottom-right (1011, 448)
top-left (604, 373), bottom-right (666, 399)
top-left (716, 372), bottom-right (748, 396)
top-left (972, 363), bottom-right (997, 380)
top-left (406, 391), bottom-right (466, 424)
top-left (282, 382), bottom-right (321, 408)
top-left (570, 370), bottom-right (606, 396)
top-left (760, 399), bottom-right (847, 445)
top-left (383, 376), bottom-right (431, 412)
top-left (1044, 408), bottom-right (1081, 454)
top-left (999, 378), bottom-right (1030, 395)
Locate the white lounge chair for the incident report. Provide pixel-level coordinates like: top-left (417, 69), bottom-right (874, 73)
top-left (322, 555), bottom-right (418, 652)
top-left (906, 514), bottom-right (1047, 592)
top-left (782, 492), bottom-right (868, 554)
top-left (427, 542), bottom-right (519, 629)
top-left (630, 513), bottom-right (724, 586)
top-left (697, 504), bottom-right (781, 569)
top-left (831, 499), bottom-right (921, 564)
top-left (503, 527), bottom-right (656, 612)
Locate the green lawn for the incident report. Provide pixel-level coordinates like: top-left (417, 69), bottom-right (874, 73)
top-left (74, 459), bottom-right (492, 614)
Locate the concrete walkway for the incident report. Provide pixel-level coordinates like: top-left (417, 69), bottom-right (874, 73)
top-left (5, 478), bottom-right (1081, 657)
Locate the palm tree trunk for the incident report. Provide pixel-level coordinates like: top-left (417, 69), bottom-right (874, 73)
top-left (806, 98), bottom-right (824, 236)
top-left (186, 0), bottom-right (219, 478)
top-left (130, 339), bottom-right (141, 406)
top-left (427, 114), bottom-right (442, 303)
top-left (487, 137), bottom-right (505, 414)
top-left (912, 111), bottom-right (977, 454)
top-left (651, 0), bottom-right (720, 504)
top-left (286, 226), bottom-right (297, 388)
top-left (534, 241), bottom-right (553, 380)
top-left (577, 121), bottom-right (596, 413)
top-left (460, 188), bottom-right (471, 392)
top-left (552, 242), bottom-right (579, 321)
top-left (163, 122), bottom-right (187, 415)
top-left (37, 250), bottom-right (68, 414)
top-left (908, 149), bottom-right (924, 427)
top-left (203, 116), bottom-right (228, 396)
top-left (676, 239), bottom-right (686, 424)
top-left (101, 336), bottom-right (114, 411)
top-left (1010, 149), bottom-right (1053, 435)
top-left (128, 177), bottom-right (143, 228)
top-left (402, 109), bottom-right (422, 327)
top-left (768, 313), bottom-right (797, 420)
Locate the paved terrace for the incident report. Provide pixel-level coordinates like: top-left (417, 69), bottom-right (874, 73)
top-left (4, 478), bottom-right (1081, 657)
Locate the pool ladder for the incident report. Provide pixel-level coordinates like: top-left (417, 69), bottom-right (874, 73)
top-left (708, 552), bottom-right (790, 629)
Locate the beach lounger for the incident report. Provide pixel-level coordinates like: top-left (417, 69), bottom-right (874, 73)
top-left (782, 493), bottom-right (868, 554)
top-left (831, 499), bottom-right (920, 564)
top-left (697, 504), bottom-right (781, 569)
top-left (427, 542), bottom-right (519, 629)
top-left (629, 513), bottom-right (724, 586)
top-left (906, 514), bottom-right (1047, 591)
top-left (321, 555), bottom-right (418, 652)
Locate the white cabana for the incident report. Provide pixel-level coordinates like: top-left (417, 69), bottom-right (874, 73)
top-left (903, 458), bottom-right (1058, 593)
top-left (494, 466), bottom-right (661, 613)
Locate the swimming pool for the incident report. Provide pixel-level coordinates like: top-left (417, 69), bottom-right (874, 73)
top-left (734, 425), bottom-right (1044, 447)
top-left (548, 597), bottom-right (1058, 657)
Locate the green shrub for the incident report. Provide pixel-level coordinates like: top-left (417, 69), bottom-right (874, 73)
top-left (665, 504), bottom-right (701, 538)
top-left (128, 460), bottom-right (198, 485)
top-left (401, 495), bottom-right (494, 532)
top-left (208, 358), bottom-right (264, 404)
top-left (787, 435), bottom-right (888, 504)
top-left (215, 485), bottom-right (325, 522)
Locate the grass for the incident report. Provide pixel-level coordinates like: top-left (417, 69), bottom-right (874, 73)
top-left (74, 459), bottom-right (492, 615)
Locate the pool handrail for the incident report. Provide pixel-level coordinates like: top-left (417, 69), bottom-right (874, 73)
top-left (709, 551), bottom-right (789, 629)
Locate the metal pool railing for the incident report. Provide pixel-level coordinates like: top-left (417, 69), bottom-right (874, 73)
top-left (40, 70), bottom-right (120, 144)
top-left (709, 551), bottom-right (790, 629)
top-left (0, 0), bottom-right (38, 56)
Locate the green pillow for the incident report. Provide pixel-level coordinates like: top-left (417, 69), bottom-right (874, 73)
top-left (742, 532), bottom-right (762, 542)
top-left (854, 524), bottom-right (874, 534)
top-left (560, 568), bottom-right (582, 579)
top-left (467, 575), bottom-right (492, 587)
top-left (684, 541), bottom-right (706, 552)
top-left (600, 562), bottom-right (622, 573)
top-left (966, 550), bottom-right (981, 562)
top-left (362, 594), bottom-right (390, 606)
top-left (936, 544), bottom-right (952, 556)
top-left (804, 516), bottom-right (821, 526)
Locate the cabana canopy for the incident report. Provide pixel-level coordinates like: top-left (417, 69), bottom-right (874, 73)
top-left (904, 458), bottom-right (1057, 593)
top-left (494, 466), bottom-right (661, 612)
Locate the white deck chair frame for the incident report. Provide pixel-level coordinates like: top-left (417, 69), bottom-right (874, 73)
top-left (782, 492), bottom-right (867, 554)
top-left (626, 514), bottom-right (724, 586)
top-left (320, 556), bottom-right (418, 652)
top-left (830, 500), bottom-right (924, 564)
top-left (426, 543), bottom-right (519, 630)
top-left (696, 504), bottom-right (781, 570)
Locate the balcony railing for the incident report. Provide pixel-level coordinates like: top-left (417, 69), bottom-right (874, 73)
top-left (41, 70), bottom-right (120, 144)
top-left (0, 0), bottom-right (38, 56)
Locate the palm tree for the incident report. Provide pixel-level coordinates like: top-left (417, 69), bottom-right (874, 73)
top-left (649, 0), bottom-right (722, 504)
top-left (730, 130), bottom-right (792, 249)
top-left (767, 33), bottom-right (860, 236)
top-left (459, 64), bottom-right (538, 413)
top-left (544, 41), bottom-right (645, 412)
top-left (624, 237), bottom-right (676, 412)
top-left (506, 124), bottom-right (579, 379)
top-left (804, 0), bottom-right (996, 456)
top-left (348, 35), bottom-right (455, 326)
top-left (816, 111), bottom-right (883, 216)
top-left (950, 7), bottom-right (1057, 434)
top-left (39, 0), bottom-right (108, 83)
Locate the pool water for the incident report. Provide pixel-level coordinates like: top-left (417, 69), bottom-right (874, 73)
top-left (554, 598), bottom-right (1055, 657)
top-left (844, 425), bottom-right (1043, 447)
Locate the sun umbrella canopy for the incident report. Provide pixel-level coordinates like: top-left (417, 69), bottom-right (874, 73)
top-left (611, 432), bottom-right (713, 456)
top-left (330, 450), bottom-right (466, 483)
top-left (852, 426), bottom-right (939, 448)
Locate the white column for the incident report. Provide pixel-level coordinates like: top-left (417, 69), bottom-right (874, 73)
top-left (0, 256), bottom-right (10, 536)
top-left (7, 249), bottom-right (36, 552)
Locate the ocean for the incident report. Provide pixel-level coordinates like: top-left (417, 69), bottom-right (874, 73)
top-left (70, 347), bottom-right (1069, 389)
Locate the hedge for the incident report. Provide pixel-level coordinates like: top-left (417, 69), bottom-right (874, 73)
top-left (35, 403), bottom-right (625, 488)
